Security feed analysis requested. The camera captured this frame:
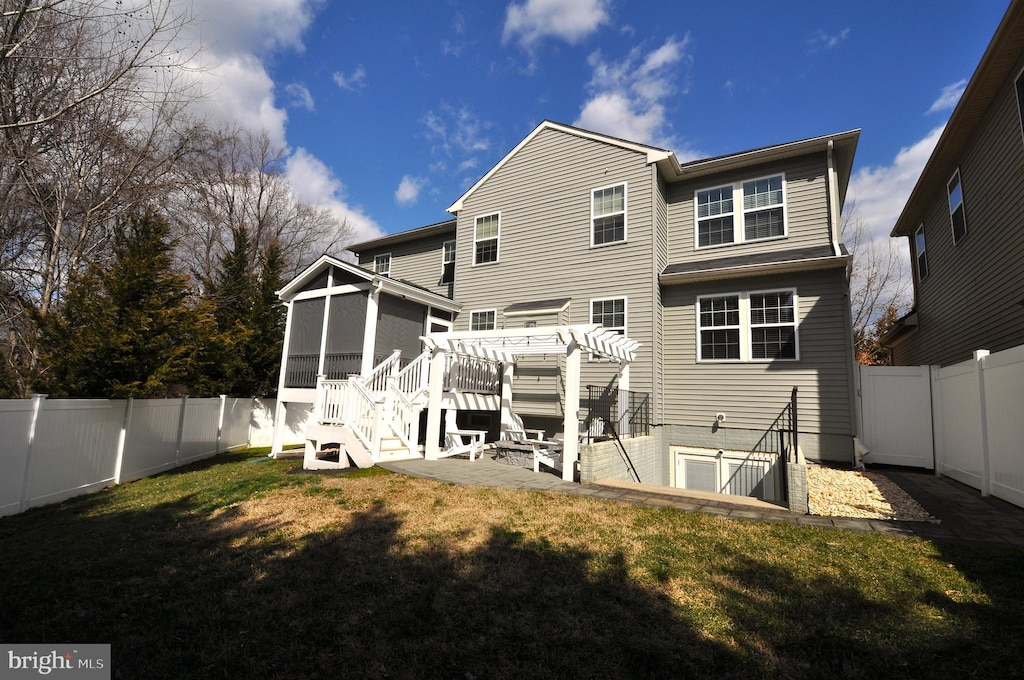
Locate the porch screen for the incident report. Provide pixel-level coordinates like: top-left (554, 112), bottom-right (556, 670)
top-left (288, 298), bottom-right (325, 355)
top-left (375, 294), bottom-right (425, 361)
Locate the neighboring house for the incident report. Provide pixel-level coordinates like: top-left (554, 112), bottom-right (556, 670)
top-left (273, 120), bottom-right (861, 499)
top-left (884, 0), bottom-right (1024, 366)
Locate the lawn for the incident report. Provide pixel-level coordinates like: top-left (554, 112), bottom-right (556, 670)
top-left (2, 448), bottom-right (1023, 679)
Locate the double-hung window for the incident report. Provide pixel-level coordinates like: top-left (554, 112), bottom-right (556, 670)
top-left (474, 213), bottom-right (500, 264)
top-left (695, 174), bottom-right (786, 248)
top-left (698, 290), bottom-right (798, 362)
top-left (948, 170), bottom-right (967, 244)
top-left (592, 183), bottom-right (626, 246)
top-left (469, 309), bottom-right (496, 331)
top-left (373, 253), bottom-right (391, 276)
top-left (590, 297), bottom-right (626, 335)
top-left (914, 225), bottom-right (928, 281)
top-left (441, 240), bottom-right (456, 284)
top-left (696, 186), bottom-right (734, 247)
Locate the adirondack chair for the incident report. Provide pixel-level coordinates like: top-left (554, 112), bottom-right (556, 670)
top-left (443, 410), bottom-right (487, 461)
top-left (501, 412), bottom-right (546, 443)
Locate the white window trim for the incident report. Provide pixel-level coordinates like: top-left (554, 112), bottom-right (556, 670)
top-left (588, 296), bottom-right (627, 361)
top-left (441, 239), bottom-right (456, 284)
top-left (696, 288), bottom-right (800, 363)
top-left (914, 224), bottom-right (928, 282)
top-left (694, 173), bottom-right (788, 250)
top-left (469, 308), bottom-right (497, 331)
top-left (590, 182), bottom-right (628, 247)
top-left (473, 212), bottom-right (500, 266)
top-left (948, 168), bottom-right (967, 245)
top-left (373, 253), bottom-right (391, 276)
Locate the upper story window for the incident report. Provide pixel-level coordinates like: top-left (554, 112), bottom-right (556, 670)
top-left (474, 213), bottom-right (499, 265)
top-left (469, 309), bottom-right (496, 331)
top-left (591, 183), bottom-right (626, 246)
top-left (695, 174), bottom-right (786, 248)
top-left (441, 240), bottom-right (456, 284)
top-left (373, 253), bottom-right (391, 276)
top-left (697, 289), bottom-right (798, 362)
top-left (914, 225), bottom-right (929, 281)
top-left (948, 170), bottom-right (967, 245)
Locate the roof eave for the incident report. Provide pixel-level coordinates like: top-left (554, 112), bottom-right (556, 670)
top-left (659, 254), bottom-right (850, 286)
top-left (891, 0), bottom-right (1024, 237)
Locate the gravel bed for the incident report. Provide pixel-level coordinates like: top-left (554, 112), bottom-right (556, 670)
top-left (807, 465), bottom-right (939, 523)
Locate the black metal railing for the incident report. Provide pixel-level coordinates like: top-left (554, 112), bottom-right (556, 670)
top-left (284, 354), bottom-right (320, 388)
top-left (585, 386), bottom-right (651, 440)
top-left (751, 386), bottom-right (799, 460)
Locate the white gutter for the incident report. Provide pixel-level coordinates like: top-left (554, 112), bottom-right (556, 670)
top-left (827, 140), bottom-right (842, 257)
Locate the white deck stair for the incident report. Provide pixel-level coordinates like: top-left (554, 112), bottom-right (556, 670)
top-left (304, 350), bottom-right (430, 470)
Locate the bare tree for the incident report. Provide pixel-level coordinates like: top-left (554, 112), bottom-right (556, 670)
top-left (170, 126), bottom-right (354, 286)
top-left (0, 0), bottom-right (201, 396)
top-left (841, 202), bottom-right (913, 365)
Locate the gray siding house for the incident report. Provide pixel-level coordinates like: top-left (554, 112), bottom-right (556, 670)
top-left (275, 121), bottom-right (861, 498)
top-left (884, 0), bottom-right (1024, 366)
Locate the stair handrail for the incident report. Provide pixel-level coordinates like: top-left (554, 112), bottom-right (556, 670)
top-left (393, 349), bottom-right (431, 397)
top-left (343, 378), bottom-right (379, 451)
top-left (361, 349), bottom-right (403, 393)
top-left (385, 378), bottom-right (419, 451)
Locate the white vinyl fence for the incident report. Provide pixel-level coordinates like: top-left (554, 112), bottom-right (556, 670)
top-left (859, 344), bottom-right (1024, 508)
top-left (0, 395), bottom-right (254, 518)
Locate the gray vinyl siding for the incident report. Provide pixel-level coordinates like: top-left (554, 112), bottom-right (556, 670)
top-left (653, 172), bottom-right (670, 425)
top-left (356, 230), bottom-right (455, 298)
top-left (452, 127), bottom-right (660, 417)
top-left (665, 153), bottom-right (833, 265)
top-left (662, 268), bottom-right (853, 441)
top-left (893, 56), bottom-right (1024, 366)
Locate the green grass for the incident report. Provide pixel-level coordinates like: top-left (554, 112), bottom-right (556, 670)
top-left (2, 448), bottom-right (1023, 679)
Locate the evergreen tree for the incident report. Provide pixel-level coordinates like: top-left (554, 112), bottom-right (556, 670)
top-left (35, 210), bottom-right (222, 398)
top-left (204, 226), bottom-right (285, 397)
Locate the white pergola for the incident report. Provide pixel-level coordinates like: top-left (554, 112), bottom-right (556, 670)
top-left (421, 324), bottom-right (640, 482)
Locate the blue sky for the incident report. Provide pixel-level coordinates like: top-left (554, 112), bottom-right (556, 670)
top-left (187, 0), bottom-right (1011, 251)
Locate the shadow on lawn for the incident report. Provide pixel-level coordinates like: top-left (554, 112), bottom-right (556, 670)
top-left (2, 477), bottom-right (1024, 679)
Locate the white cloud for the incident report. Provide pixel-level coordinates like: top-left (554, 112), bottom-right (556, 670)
top-left (285, 82), bottom-right (315, 111)
top-left (502, 0), bottom-right (611, 49)
top-left (332, 65), bottom-right (367, 91)
top-left (395, 176), bottom-right (427, 207)
top-left (927, 79), bottom-right (968, 114)
top-left (846, 125), bottom-right (945, 251)
top-left (808, 28), bottom-right (850, 52)
top-left (285, 148), bottom-right (384, 243)
top-left (422, 104), bottom-right (492, 156)
top-left (190, 54), bottom-right (289, 146)
top-left (574, 36), bottom-right (697, 155)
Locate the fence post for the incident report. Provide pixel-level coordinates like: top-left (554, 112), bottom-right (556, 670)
top-left (216, 395), bottom-right (227, 453)
top-left (975, 350), bottom-right (991, 497)
top-left (929, 365), bottom-right (943, 477)
top-left (174, 396), bottom-right (188, 467)
top-left (18, 394), bottom-right (47, 513)
top-left (114, 398), bottom-right (134, 484)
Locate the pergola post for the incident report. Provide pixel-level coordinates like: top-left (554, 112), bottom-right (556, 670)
top-left (500, 361), bottom-right (515, 432)
top-left (424, 347), bottom-right (447, 460)
top-left (562, 339), bottom-right (582, 482)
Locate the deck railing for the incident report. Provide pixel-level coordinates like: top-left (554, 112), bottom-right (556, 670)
top-left (444, 355), bottom-right (502, 393)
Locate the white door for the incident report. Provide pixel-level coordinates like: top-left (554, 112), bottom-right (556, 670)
top-left (859, 365), bottom-right (935, 469)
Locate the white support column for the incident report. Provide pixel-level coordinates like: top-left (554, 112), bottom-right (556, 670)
top-left (616, 362), bottom-right (630, 431)
top-left (562, 340), bottom-right (581, 482)
top-left (424, 347), bottom-right (447, 460)
top-left (270, 399), bottom-right (287, 455)
top-left (361, 284), bottom-right (381, 376)
top-left (500, 361), bottom-right (515, 433)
